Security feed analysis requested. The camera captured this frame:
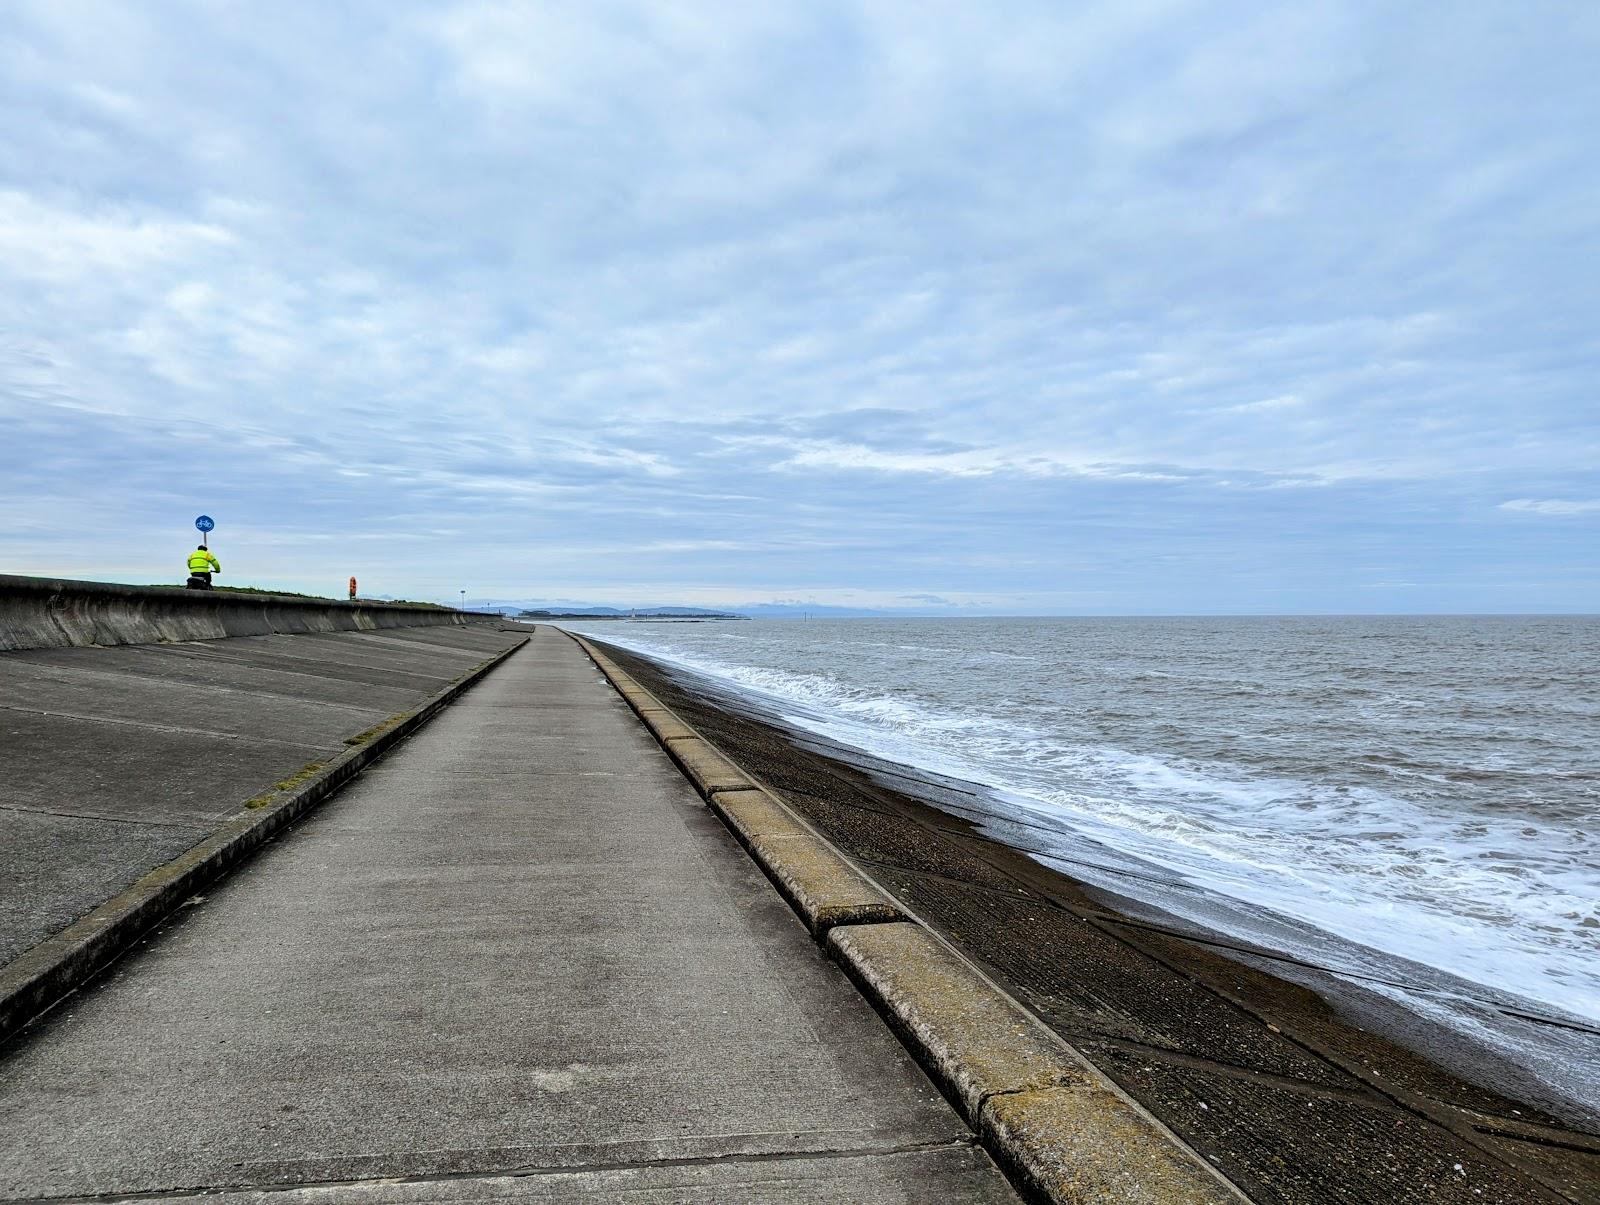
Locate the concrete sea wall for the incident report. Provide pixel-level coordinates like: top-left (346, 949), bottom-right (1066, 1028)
top-left (0, 628), bottom-right (528, 1043)
top-left (0, 574), bottom-right (478, 652)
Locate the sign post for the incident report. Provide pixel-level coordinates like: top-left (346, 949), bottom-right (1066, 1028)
top-left (194, 515), bottom-right (215, 567)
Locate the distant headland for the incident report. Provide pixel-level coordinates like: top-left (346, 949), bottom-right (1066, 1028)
top-left (516, 606), bottom-right (747, 620)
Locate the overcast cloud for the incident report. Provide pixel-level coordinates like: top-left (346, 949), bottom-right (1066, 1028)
top-left (2, 1), bottom-right (1596, 611)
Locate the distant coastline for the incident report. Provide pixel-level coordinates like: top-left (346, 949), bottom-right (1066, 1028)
top-left (521, 608), bottom-right (747, 621)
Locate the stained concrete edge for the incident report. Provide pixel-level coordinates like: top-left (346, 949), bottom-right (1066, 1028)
top-left (566, 630), bottom-right (1249, 1204)
top-left (660, 734), bottom-right (755, 797)
top-left (714, 792), bottom-right (906, 934)
top-left (825, 922), bottom-right (1078, 1121)
top-left (981, 1087), bottom-right (1249, 1205)
top-left (830, 924), bottom-right (1248, 1205)
top-left (0, 634), bottom-right (529, 1043)
top-left (599, 660), bottom-right (756, 796)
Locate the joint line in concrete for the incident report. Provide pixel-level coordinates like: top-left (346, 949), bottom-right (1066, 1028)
top-left (8, 1136), bottom-right (985, 1204)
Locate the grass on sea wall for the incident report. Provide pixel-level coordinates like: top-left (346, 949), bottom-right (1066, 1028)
top-left (208, 585), bottom-right (451, 609)
top-left (239, 712), bottom-right (409, 810)
top-left (342, 715), bottom-right (408, 747)
top-left (243, 760), bottom-right (330, 809)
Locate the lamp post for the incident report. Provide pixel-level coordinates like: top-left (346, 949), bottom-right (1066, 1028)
top-left (459, 589), bottom-right (466, 611)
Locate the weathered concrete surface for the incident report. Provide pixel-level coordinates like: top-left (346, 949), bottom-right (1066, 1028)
top-left (0, 636), bottom-right (526, 1044)
top-left (661, 733), bottom-right (756, 797)
top-left (594, 638), bottom-right (1600, 1205)
top-left (0, 628), bottom-right (1019, 1203)
top-left (0, 625), bottom-right (526, 967)
top-left (827, 922), bottom-right (1087, 1122)
top-left (711, 788), bottom-right (905, 933)
top-left (983, 1086), bottom-right (1247, 1205)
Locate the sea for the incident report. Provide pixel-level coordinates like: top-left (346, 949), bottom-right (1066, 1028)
top-left (564, 614), bottom-right (1600, 1112)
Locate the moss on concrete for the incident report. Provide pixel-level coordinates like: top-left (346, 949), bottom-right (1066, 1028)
top-left (341, 714), bottom-right (408, 747)
top-left (243, 759), bottom-right (331, 808)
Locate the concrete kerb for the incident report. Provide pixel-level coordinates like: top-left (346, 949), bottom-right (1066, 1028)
top-left (982, 1085), bottom-right (1247, 1205)
top-left (586, 655), bottom-right (708, 755)
top-left (826, 922), bottom-right (1077, 1122)
top-left (0, 635), bottom-right (529, 1045)
top-left (828, 924), bottom-right (1246, 1205)
top-left (660, 735), bottom-right (754, 798)
top-left (573, 639), bottom-right (756, 801)
top-left (567, 634), bottom-right (905, 933)
top-left (567, 631), bottom-right (1250, 1205)
top-left (638, 711), bottom-right (699, 743)
top-left (711, 789), bottom-right (904, 934)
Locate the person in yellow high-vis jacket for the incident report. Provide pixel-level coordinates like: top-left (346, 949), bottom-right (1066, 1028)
top-left (186, 544), bottom-right (220, 588)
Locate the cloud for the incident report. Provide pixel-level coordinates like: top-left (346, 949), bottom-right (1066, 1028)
top-left (1500, 499), bottom-right (1600, 517)
top-left (1211, 394), bottom-right (1306, 415)
top-left (1, 1), bottom-right (1596, 611)
top-left (774, 440), bottom-right (1207, 483)
top-left (0, 190), bottom-right (234, 283)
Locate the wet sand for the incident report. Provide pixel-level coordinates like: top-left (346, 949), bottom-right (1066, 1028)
top-left (592, 637), bottom-right (1600, 1205)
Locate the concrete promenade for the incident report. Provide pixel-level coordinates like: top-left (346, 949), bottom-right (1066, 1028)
top-left (0, 628), bottom-right (1018, 1201)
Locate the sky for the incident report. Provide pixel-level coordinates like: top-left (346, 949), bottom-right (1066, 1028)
top-left (2, 1), bottom-right (1597, 614)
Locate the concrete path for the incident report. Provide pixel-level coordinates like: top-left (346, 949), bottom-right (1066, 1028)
top-left (0, 628), bottom-right (1017, 1202)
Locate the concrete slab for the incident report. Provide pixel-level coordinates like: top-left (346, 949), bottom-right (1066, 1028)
top-left (0, 628), bottom-right (1017, 1203)
top-left (10, 642), bottom-right (425, 713)
top-left (356, 626), bottom-right (532, 657)
top-left (166, 638), bottom-right (464, 694)
top-left (190, 630), bottom-right (470, 678)
top-left (0, 810), bottom-right (203, 965)
top-left (0, 626), bottom-right (525, 970)
top-left (172, 630), bottom-right (496, 678)
top-left (293, 631), bottom-right (506, 672)
top-left (0, 656), bottom-right (387, 746)
top-left (0, 707), bottom-right (328, 824)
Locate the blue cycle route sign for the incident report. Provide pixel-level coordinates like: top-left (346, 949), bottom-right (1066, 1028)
top-left (194, 515), bottom-right (215, 534)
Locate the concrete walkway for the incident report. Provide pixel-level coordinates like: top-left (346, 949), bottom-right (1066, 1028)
top-left (0, 628), bottom-right (1017, 1202)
